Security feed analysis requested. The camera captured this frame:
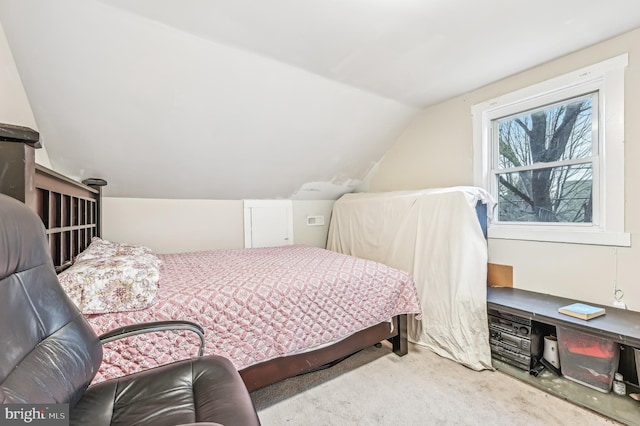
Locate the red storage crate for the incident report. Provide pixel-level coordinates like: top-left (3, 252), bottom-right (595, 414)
top-left (557, 326), bottom-right (620, 393)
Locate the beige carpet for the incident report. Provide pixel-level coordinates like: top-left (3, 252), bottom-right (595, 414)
top-left (251, 343), bottom-right (620, 425)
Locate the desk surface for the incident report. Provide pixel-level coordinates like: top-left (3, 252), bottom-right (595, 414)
top-left (487, 287), bottom-right (640, 348)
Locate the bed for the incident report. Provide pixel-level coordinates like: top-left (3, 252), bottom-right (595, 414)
top-left (60, 241), bottom-right (422, 386)
top-left (0, 137), bottom-right (422, 391)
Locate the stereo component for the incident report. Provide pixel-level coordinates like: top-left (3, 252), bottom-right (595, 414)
top-left (488, 309), bottom-right (543, 371)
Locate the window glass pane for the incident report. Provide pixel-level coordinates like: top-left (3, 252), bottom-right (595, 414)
top-left (497, 164), bottom-right (592, 223)
top-left (497, 96), bottom-right (593, 169)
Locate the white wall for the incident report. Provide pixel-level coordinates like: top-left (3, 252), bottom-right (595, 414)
top-left (365, 28), bottom-right (640, 311)
top-left (292, 200), bottom-right (335, 248)
top-left (0, 21), bottom-right (51, 167)
top-left (102, 198), bottom-right (244, 253)
top-left (3, 21), bottom-right (335, 252)
top-left (0, 22), bottom-right (36, 130)
top-left (103, 197), bottom-right (335, 253)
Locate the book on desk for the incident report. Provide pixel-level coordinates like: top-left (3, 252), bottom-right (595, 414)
top-left (558, 303), bottom-right (606, 320)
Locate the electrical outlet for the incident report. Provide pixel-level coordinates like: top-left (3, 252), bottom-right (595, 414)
top-left (306, 215), bottom-right (325, 226)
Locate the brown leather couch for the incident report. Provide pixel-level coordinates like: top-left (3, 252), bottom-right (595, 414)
top-left (0, 194), bottom-right (260, 425)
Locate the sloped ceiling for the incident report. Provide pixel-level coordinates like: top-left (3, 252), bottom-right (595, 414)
top-left (1, 0), bottom-right (639, 200)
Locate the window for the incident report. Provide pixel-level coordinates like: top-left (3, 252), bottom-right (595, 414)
top-left (473, 54), bottom-right (629, 246)
top-left (495, 93), bottom-right (596, 224)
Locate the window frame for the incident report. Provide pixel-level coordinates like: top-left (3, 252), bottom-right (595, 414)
top-left (472, 54), bottom-right (629, 246)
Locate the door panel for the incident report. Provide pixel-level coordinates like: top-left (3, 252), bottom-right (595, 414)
top-left (244, 200), bottom-right (293, 248)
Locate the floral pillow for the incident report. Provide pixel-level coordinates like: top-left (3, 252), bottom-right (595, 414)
top-left (58, 239), bottom-right (161, 314)
top-left (75, 237), bottom-right (154, 263)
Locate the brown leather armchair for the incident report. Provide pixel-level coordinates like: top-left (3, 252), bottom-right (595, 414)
top-left (0, 194), bottom-right (260, 426)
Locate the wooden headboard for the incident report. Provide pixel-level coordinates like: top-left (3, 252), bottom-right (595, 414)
top-left (0, 138), bottom-right (105, 271)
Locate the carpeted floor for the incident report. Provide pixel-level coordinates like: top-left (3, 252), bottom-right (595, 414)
top-left (251, 343), bottom-right (621, 425)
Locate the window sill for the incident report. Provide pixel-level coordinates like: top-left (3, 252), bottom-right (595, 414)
top-left (488, 225), bottom-right (631, 247)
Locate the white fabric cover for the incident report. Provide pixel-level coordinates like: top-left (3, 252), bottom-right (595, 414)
top-left (327, 187), bottom-right (493, 370)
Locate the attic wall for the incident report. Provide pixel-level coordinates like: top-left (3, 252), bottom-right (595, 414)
top-left (0, 22), bottom-right (36, 130)
top-left (102, 197), bottom-right (334, 253)
top-left (366, 28), bottom-right (640, 311)
top-left (0, 19), bottom-right (336, 254)
top-left (0, 22), bottom-right (51, 167)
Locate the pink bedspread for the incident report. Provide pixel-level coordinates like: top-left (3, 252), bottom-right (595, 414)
top-left (88, 245), bottom-right (421, 382)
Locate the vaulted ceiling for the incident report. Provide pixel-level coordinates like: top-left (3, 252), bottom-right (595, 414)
top-left (1, 0), bottom-right (639, 199)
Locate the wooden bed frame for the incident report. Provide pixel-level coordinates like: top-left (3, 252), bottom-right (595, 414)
top-left (0, 138), bottom-right (408, 392)
top-left (0, 140), bottom-right (105, 271)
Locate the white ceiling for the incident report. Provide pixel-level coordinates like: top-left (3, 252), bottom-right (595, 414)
top-left (1, 0), bottom-right (639, 199)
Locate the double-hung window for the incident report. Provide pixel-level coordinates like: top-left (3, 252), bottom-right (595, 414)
top-left (473, 54), bottom-right (629, 246)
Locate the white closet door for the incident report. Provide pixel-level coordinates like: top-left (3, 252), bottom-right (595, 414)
top-left (244, 200), bottom-right (293, 248)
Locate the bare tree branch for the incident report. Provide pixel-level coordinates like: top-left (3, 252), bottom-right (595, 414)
top-left (499, 175), bottom-right (533, 207)
top-left (514, 118), bottom-right (533, 139)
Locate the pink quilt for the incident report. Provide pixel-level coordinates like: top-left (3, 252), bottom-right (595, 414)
top-left (88, 245), bottom-right (421, 382)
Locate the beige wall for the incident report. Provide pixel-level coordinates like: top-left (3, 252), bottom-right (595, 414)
top-left (366, 28), bottom-right (640, 311)
top-left (103, 197), bottom-right (335, 253)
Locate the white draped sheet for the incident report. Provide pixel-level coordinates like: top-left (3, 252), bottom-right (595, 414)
top-left (327, 187), bottom-right (494, 370)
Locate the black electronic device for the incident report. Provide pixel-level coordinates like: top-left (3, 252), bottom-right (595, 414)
top-left (488, 309), bottom-right (544, 371)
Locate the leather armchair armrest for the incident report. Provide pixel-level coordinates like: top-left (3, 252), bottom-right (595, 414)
top-left (98, 320), bottom-right (206, 356)
top-left (176, 424), bottom-right (223, 426)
